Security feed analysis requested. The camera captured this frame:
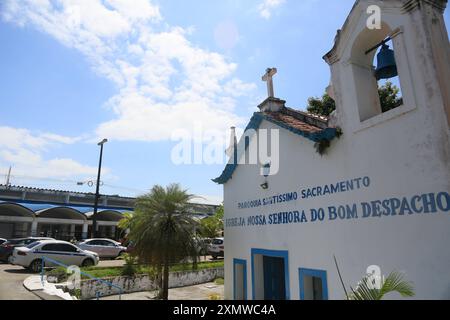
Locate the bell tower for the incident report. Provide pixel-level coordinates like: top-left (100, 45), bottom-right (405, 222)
top-left (323, 0), bottom-right (450, 132)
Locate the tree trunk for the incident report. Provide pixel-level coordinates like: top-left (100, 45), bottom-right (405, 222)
top-left (162, 255), bottom-right (170, 300)
top-left (157, 264), bottom-right (163, 299)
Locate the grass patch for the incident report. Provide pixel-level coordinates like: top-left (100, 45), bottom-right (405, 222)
top-left (214, 278), bottom-right (224, 285)
top-left (46, 261), bottom-right (224, 281)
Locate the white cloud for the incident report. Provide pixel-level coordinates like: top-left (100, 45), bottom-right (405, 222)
top-left (0, 126), bottom-right (100, 180)
top-left (258, 0), bottom-right (286, 19)
top-left (1, 0), bottom-right (256, 144)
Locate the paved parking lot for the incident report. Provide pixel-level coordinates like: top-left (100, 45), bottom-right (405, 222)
top-left (0, 256), bottom-right (223, 300)
top-left (0, 263), bottom-right (40, 300)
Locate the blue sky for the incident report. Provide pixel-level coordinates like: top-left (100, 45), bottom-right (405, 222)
top-left (0, 1), bottom-right (448, 203)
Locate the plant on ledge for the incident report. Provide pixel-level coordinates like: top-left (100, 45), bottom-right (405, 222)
top-left (314, 127), bottom-right (343, 156)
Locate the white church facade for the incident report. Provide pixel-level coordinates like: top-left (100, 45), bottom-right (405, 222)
top-left (214, 0), bottom-right (450, 300)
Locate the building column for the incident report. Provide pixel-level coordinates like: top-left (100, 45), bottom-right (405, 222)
top-left (82, 222), bottom-right (88, 240)
top-left (31, 219), bottom-right (38, 237)
top-left (111, 226), bottom-right (116, 240)
top-left (70, 224), bottom-right (76, 238)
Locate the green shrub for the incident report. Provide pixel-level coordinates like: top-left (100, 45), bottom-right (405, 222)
top-left (121, 254), bottom-right (138, 277)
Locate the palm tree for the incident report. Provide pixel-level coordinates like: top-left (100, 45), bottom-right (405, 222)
top-left (117, 212), bottom-right (134, 239)
top-left (349, 271), bottom-right (415, 300)
top-left (128, 184), bottom-right (199, 300)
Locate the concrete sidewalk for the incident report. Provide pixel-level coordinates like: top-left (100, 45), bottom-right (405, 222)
top-left (23, 275), bottom-right (72, 300)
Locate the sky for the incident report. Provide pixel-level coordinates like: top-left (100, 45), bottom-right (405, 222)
top-left (0, 0), bottom-right (449, 203)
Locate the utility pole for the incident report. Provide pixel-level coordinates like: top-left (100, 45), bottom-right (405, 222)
top-left (5, 166), bottom-right (11, 187)
top-left (91, 139), bottom-right (108, 238)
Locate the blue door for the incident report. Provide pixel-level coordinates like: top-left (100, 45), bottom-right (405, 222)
top-left (263, 256), bottom-right (286, 300)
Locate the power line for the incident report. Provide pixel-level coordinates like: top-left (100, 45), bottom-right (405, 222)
top-left (0, 172), bottom-right (146, 195)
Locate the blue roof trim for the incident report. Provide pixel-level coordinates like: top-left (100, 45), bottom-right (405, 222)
top-left (0, 199), bottom-right (133, 213)
top-left (213, 112), bottom-right (338, 185)
top-left (213, 113), bottom-right (263, 185)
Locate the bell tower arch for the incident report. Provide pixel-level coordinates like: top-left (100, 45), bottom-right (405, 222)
top-left (324, 0), bottom-right (450, 133)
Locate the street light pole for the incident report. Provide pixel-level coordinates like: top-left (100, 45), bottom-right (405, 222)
top-left (91, 138), bottom-right (108, 238)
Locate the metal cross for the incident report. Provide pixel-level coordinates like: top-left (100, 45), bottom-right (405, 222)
top-left (262, 67), bottom-right (277, 98)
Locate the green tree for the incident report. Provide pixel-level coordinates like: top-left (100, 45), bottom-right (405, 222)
top-left (349, 271), bottom-right (415, 300)
top-left (306, 81), bottom-right (402, 116)
top-left (198, 206), bottom-right (224, 239)
top-left (214, 205), bottom-right (224, 220)
top-left (128, 184), bottom-right (199, 300)
top-left (306, 93), bottom-right (336, 117)
top-left (199, 216), bottom-right (222, 239)
top-left (117, 212), bottom-right (134, 238)
top-left (377, 81), bottom-right (402, 112)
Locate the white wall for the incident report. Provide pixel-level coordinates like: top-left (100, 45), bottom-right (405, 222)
top-left (223, 1), bottom-right (450, 299)
top-left (224, 108), bottom-right (450, 299)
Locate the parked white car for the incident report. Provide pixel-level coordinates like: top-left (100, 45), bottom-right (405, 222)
top-left (208, 237), bottom-right (224, 260)
top-left (9, 240), bottom-right (99, 272)
top-left (76, 238), bottom-right (127, 259)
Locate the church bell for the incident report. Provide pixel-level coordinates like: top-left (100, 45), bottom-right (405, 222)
top-left (374, 44), bottom-right (398, 80)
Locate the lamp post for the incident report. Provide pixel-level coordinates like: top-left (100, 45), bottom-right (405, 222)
top-left (91, 138), bottom-right (108, 238)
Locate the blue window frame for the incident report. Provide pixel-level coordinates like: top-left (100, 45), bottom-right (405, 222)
top-left (299, 268), bottom-right (328, 300)
top-left (233, 259), bottom-right (247, 300)
top-left (251, 248), bottom-right (290, 300)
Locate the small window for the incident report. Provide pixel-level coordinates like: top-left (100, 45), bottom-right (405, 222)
top-left (26, 242), bottom-right (41, 249)
top-left (299, 268), bottom-right (328, 300)
top-left (42, 244), bottom-right (59, 251)
top-left (57, 244), bottom-right (78, 252)
top-left (103, 241), bottom-right (116, 247)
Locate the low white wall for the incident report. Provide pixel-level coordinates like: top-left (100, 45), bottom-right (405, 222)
top-left (79, 268), bottom-right (224, 299)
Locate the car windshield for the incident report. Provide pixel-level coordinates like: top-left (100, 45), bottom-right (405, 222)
top-left (212, 239), bottom-right (223, 245)
top-left (26, 242), bottom-right (41, 249)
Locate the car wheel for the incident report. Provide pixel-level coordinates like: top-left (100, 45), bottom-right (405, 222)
top-left (29, 259), bottom-right (43, 273)
top-left (212, 255), bottom-right (218, 260)
top-left (82, 258), bottom-right (94, 267)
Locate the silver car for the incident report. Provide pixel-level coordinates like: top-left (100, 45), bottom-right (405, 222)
top-left (208, 237), bottom-right (224, 260)
top-left (9, 240), bottom-right (99, 272)
top-left (77, 238), bottom-right (127, 259)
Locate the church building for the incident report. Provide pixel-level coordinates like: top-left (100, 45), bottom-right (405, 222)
top-left (214, 0), bottom-right (450, 300)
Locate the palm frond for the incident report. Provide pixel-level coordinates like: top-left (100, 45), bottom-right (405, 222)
top-left (349, 271), bottom-right (414, 300)
top-left (379, 271), bottom-right (415, 298)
